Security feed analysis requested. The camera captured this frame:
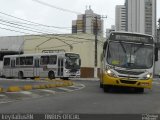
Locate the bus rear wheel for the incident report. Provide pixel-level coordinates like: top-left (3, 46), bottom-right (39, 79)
top-left (48, 71), bottom-right (55, 80)
top-left (18, 71), bottom-right (23, 79)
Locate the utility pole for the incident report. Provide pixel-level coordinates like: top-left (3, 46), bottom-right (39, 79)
top-left (157, 18), bottom-right (160, 43)
top-left (94, 16), bottom-right (98, 78)
top-left (158, 18), bottom-right (160, 29)
top-left (94, 15), bottom-right (107, 78)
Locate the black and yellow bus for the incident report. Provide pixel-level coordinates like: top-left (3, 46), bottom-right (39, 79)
top-left (100, 31), bottom-right (158, 93)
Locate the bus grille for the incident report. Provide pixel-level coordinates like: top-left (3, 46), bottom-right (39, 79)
top-left (120, 80), bottom-right (137, 84)
top-left (70, 69), bottom-right (78, 72)
top-left (116, 69), bottom-right (144, 75)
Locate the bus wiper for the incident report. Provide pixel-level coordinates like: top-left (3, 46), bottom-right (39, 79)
top-left (119, 41), bottom-right (126, 53)
top-left (133, 43), bottom-right (144, 53)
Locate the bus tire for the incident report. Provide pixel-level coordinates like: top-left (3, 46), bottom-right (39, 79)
top-left (103, 85), bottom-right (110, 92)
top-left (100, 83), bottom-right (103, 88)
top-left (1, 75), bottom-right (5, 78)
top-left (48, 71), bottom-right (55, 80)
top-left (18, 71), bottom-right (23, 79)
top-left (62, 77), bottom-right (69, 80)
top-left (30, 77), bottom-right (35, 80)
top-left (135, 88), bottom-right (144, 93)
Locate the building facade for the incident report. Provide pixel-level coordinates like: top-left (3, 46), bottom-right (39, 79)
top-left (126, 0), bottom-right (156, 38)
top-left (72, 8), bottom-right (103, 36)
top-left (157, 18), bottom-right (160, 43)
top-left (24, 33), bottom-right (104, 78)
top-left (115, 0), bottom-right (157, 40)
top-left (115, 5), bottom-right (126, 31)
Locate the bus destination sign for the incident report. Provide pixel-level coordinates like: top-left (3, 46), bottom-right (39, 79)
top-left (109, 33), bottom-right (154, 44)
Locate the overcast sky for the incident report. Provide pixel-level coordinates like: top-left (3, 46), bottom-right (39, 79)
top-left (0, 0), bottom-right (159, 36)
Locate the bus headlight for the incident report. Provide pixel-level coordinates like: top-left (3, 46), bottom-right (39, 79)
top-left (105, 69), bottom-right (117, 78)
top-left (65, 70), bottom-right (69, 73)
top-left (142, 73), bottom-right (152, 80)
top-left (76, 71), bottom-right (80, 74)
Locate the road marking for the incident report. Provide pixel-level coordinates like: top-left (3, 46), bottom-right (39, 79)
top-left (0, 94), bottom-right (6, 97)
top-left (18, 91), bottom-right (41, 98)
top-left (0, 100), bottom-right (13, 104)
top-left (67, 84), bottom-right (85, 91)
top-left (19, 91), bottom-right (33, 95)
top-left (38, 89), bottom-right (56, 94)
top-left (58, 87), bottom-right (74, 92)
top-left (68, 85), bottom-right (80, 89)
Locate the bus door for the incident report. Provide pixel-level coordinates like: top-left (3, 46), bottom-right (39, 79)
top-left (11, 59), bottom-right (15, 77)
top-left (58, 57), bottom-right (64, 77)
top-left (34, 58), bottom-right (40, 77)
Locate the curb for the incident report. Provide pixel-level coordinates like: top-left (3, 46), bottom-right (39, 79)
top-left (7, 86), bottom-right (21, 92)
top-left (0, 79), bottom-right (73, 93)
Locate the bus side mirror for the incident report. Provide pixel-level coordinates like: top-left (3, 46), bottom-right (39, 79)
top-left (79, 59), bottom-right (81, 66)
top-left (155, 48), bottom-right (158, 61)
top-left (103, 41), bottom-right (108, 57)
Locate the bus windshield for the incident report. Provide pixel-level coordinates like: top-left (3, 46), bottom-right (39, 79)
top-left (65, 53), bottom-right (80, 69)
top-left (106, 41), bottom-right (153, 69)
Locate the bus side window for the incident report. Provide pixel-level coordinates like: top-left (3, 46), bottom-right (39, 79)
top-left (11, 60), bottom-right (15, 68)
top-left (41, 56), bottom-right (49, 65)
top-left (4, 58), bottom-right (10, 66)
top-left (20, 57), bottom-right (25, 65)
top-left (49, 55), bottom-right (57, 64)
top-left (25, 57), bottom-right (33, 65)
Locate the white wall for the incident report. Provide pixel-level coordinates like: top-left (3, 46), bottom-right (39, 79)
top-left (24, 34), bottom-right (104, 68)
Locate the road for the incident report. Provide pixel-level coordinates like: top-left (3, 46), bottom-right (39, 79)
top-left (0, 79), bottom-right (159, 115)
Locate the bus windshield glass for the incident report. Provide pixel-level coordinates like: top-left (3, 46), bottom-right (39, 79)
top-left (106, 41), bottom-right (153, 69)
top-left (65, 53), bottom-right (80, 69)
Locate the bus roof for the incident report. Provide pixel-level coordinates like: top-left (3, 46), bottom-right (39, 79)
top-left (3, 52), bottom-right (80, 58)
top-left (110, 31), bottom-right (153, 37)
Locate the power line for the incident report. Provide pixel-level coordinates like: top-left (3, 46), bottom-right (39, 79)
top-left (0, 13), bottom-right (103, 48)
top-left (0, 11), bottom-right (71, 29)
top-left (0, 18), bottom-right (54, 34)
top-left (32, 0), bottom-right (81, 15)
top-left (0, 20), bottom-right (103, 44)
top-left (0, 21), bottom-right (46, 34)
top-left (0, 26), bottom-right (32, 35)
top-left (0, 19), bottom-right (103, 43)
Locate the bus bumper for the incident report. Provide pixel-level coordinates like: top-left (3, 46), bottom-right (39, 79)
top-left (102, 73), bottom-right (152, 89)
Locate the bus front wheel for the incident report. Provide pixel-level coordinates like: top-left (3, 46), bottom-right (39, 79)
top-left (100, 82), bottom-right (103, 88)
top-left (135, 88), bottom-right (144, 93)
top-left (48, 71), bottom-right (55, 80)
top-left (103, 85), bottom-right (110, 92)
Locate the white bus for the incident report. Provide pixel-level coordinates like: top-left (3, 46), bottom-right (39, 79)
top-left (0, 36), bottom-right (24, 76)
top-left (2, 52), bottom-right (81, 80)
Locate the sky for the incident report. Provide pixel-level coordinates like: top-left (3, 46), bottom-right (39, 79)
top-left (0, 0), bottom-right (159, 36)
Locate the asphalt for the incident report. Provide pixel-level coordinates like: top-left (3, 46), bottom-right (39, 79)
top-left (0, 80), bottom-right (160, 114)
